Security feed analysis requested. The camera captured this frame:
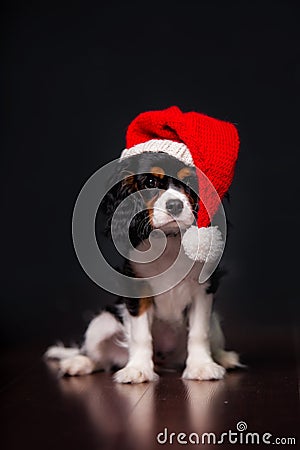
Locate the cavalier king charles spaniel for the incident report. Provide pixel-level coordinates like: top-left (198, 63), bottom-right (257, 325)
top-left (46, 152), bottom-right (241, 383)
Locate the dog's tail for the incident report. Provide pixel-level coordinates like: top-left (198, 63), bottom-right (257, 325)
top-left (44, 344), bottom-right (81, 360)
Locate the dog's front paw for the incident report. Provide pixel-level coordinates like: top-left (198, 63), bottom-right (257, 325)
top-left (59, 355), bottom-right (95, 376)
top-left (113, 366), bottom-right (159, 384)
top-left (182, 361), bottom-right (226, 381)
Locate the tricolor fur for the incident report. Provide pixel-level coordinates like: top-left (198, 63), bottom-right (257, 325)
top-left (46, 152), bottom-right (241, 383)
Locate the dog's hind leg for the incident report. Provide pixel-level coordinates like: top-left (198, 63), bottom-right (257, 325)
top-left (45, 311), bottom-right (128, 376)
top-left (210, 312), bottom-right (242, 369)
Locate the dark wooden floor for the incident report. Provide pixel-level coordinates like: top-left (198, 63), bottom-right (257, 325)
top-left (1, 324), bottom-right (299, 450)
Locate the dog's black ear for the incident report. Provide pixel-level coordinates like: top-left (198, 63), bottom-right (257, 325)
top-left (100, 158), bottom-right (150, 250)
top-left (100, 158), bottom-right (133, 226)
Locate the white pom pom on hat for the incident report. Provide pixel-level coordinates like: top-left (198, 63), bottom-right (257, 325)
top-left (181, 225), bottom-right (224, 263)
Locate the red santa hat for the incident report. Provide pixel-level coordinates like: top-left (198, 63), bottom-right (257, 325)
top-left (120, 106), bottom-right (240, 262)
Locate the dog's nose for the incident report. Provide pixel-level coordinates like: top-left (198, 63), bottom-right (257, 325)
top-left (165, 199), bottom-right (184, 216)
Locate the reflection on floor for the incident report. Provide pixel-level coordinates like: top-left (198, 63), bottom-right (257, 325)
top-left (1, 325), bottom-right (299, 450)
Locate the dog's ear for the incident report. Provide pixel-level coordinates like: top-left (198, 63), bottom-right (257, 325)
top-left (100, 158), bottom-right (150, 249)
top-left (100, 158), bottom-right (137, 228)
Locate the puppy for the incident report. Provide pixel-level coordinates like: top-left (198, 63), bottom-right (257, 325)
top-left (46, 152), bottom-right (241, 383)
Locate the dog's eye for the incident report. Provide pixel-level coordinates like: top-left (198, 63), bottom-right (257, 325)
top-left (145, 176), bottom-right (158, 189)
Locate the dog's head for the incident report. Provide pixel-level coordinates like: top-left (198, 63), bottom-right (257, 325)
top-left (102, 152), bottom-right (199, 248)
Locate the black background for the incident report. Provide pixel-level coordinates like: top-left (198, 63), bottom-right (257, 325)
top-left (1, 2), bottom-right (299, 349)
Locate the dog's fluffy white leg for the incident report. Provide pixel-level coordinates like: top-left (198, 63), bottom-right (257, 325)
top-left (114, 309), bottom-right (158, 384)
top-left (45, 345), bottom-right (81, 360)
top-left (182, 285), bottom-right (226, 381)
top-left (83, 312), bottom-right (128, 371)
top-left (46, 311), bottom-right (128, 376)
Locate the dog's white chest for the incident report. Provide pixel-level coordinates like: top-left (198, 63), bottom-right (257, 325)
top-left (153, 281), bottom-right (192, 322)
top-left (130, 233), bottom-right (204, 322)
